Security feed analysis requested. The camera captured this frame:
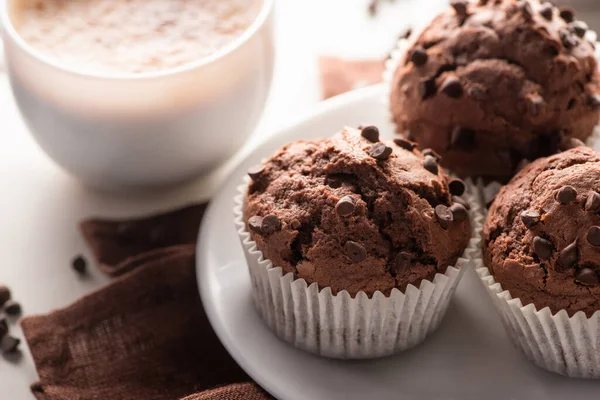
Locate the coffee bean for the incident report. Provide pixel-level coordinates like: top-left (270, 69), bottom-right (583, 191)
top-left (0, 335), bottom-right (20, 354)
top-left (587, 94), bottom-right (600, 110)
top-left (423, 155), bottom-right (439, 175)
top-left (0, 315), bottom-right (8, 338)
top-left (440, 76), bottom-right (463, 98)
top-left (450, 203), bottom-right (468, 223)
top-left (570, 21), bottom-right (588, 38)
top-left (451, 127), bottom-right (476, 150)
top-left (290, 219), bottom-right (302, 230)
top-left (435, 204), bottom-right (453, 229)
top-left (422, 148), bottom-right (441, 161)
top-left (369, 143), bottom-right (393, 161)
top-left (540, 3), bottom-right (553, 20)
top-left (576, 268), bottom-right (599, 286)
top-left (559, 6), bottom-right (574, 23)
top-left (261, 215), bottom-right (282, 234)
top-left (72, 255), bottom-right (87, 274)
top-left (451, 0), bottom-right (467, 17)
top-left (247, 165), bottom-right (265, 181)
top-left (587, 226), bottom-right (600, 246)
top-left (518, 1), bottom-right (533, 20)
top-left (410, 47), bottom-right (428, 66)
top-left (418, 78), bottom-right (436, 99)
top-left (3, 301), bottom-right (21, 317)
top-left (248, 216), bottom-right (264, 232)
top-left (361, 126), bottom-right (380, 142)
top-left (0, 286), bottom-right (10, 308)
top-left (585, 191), bottom-right (600, 212)
top-left (558, 241), bottom-right (578, 269)
top-left (336, 196), bottom-right (355, 217)
top-left (449, 179), bottom-right (465, 196)
top-left (452, 196), bottom-right (471, 210)
top-left (345, 241), bottom-right (366, 262)
top-left (533, 236), bottom-right (553, 259)
top-left (556, 185), bottom-right (577, 204)
top-left (392, 252), bottom-right (411, 277)
top-left (393, 138), bottom-right (417, 151)
top-left (520, 210), bottom-right (541, 229)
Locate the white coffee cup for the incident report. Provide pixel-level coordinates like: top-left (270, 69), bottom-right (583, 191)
top-left (0, 0), bottom-right (274, 190)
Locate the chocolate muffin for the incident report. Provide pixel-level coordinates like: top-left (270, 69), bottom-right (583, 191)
top-left (389, 0), bottom-right (600, 179)
top-left (484, 147), bottom-right (600, 317)
top-left (244, 127), bottom-right (471, 296)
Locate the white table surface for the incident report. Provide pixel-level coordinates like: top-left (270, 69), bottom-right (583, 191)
top-left (0, 0), bottom-right (449, 398)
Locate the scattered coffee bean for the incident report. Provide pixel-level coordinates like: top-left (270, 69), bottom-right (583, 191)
top-left (0, 315), bottom-right (7, 338)
top-left (290, 219), bottom-right (302, 230)
top-left (451, 0), bottom-right (467, 17)
top-left (587, 94), bottom-right (600, 110)
top-left (393, 138), bottom-right (417, 151)
top-left (560, 29), bottom-right (578, 49)
top-left (247, 165), bottom-right (265, 181)
top-left (449, 179), bottom-right (465, 196)
top-left (533, 236), bottom-right (553, 259)
top-left (518, 1), bottom-right (533, 20)
top-left (529, 94), bottom-right (543, 116)
top-left (423, 155), bottom-right (439, 175)
top-left (558, 241), bottom-right (578, 269)
top-left (450, 203), bottom-right (468, 223)
top-left (440, 76), bottom-right (463, 98)
top-left (540, 3), bottom-right (553, 20)
top-left (587, 226), bottom-right (600, 246)
top-left (248, 216), bottom-right (264, 232)
top-left (435, 204), bottom-right (453, 229)
top-left (418, 78), bottom-right (436, 99)
top-left (410, 47), bottom-right (428, 66)
top-left (422, 148), bottom-right (441, 161)
top-left (361, 126), bottom-right (380, 142)
top-left (3, 301), bottom-right (21, 317)
top-left (451, 127), bottom-right (476, 150)
top-left (72, 255), bottom-right (87, 274)
top-left (392, 252), bottom-right (411, 277)
top-left (570, 21), bottom-right (588, 38)
top-left (576, 268), bottom-right (599, 286)
top-left (345, 241), bottom-right (366, 262)
top-left (0, 286), bottom-right (10, 308)
top-left (261, 215), bottom-right (281, 234)
top-left (520, 210), bottom-right (541, 228)
top-left (369, 143), bottom-right (393, 161)
top-left (585, 191), bottom-right (600, 212)
top-left (0, 335), bottom-right (20, 354)
top-left (556, 185), bottom-right (577, 204)
top-left (452, 196), bottom-right (471, 210)
top-left (559, 6), bottom-right (574, 23)
top-left (336, 196), bottom-right (355, 217)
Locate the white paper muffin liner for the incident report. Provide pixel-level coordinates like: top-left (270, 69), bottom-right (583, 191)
top-left (234, 177), bottom-right (483, 359)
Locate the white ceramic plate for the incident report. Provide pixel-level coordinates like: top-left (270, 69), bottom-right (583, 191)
top-left (197, 84), bottom-right (600, 400)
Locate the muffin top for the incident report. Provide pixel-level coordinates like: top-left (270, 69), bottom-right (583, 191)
top-left (390, 0), bottom-right (600, 179)
top-left (484, 147), bottom-right (600, 317)
top-left (244, 127), bottom-right (471, 296)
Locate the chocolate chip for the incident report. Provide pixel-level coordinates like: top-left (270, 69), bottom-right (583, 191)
top-left (393, 138), bottom-right (417, 151)
top-left (418, 78), bottom-right (436, 99)
top-left (435, 204), bottom-right (453, 229)
top-left (336, 196), bottom-right (355, 217)
top-left (0, 286), bottom-right (10, 308)
top-left (247, 165), bottom-right (265, 181)
top-left (451, 127), bottom-right (476, 150)
top-left (518, 1), bottom-right (533, 20)
top-left (290, 219), bottom-right (301, 230)
top-left (576, 268), bottom-right (599, 286)
top-left (449, 179), bottom-right (465, 196)
top-left (248, 216), bottom-right (264, 232)
top-left (423, 155), bottom-right (439, 175)
top-left (0, 335), bottom-right (20, 354)
top-left (520, 210), bottom-right (541, 229)
top-left (587, 94), bottom-right (600, 110)
top-left (587, 226), bottom-right (600, 246)
top-left (422, 148), bottom-right (441, 161)
top-left (451, 0), bottom-right (467, 17)
top-left (450, 203), bottom-right (468, 222)
top-left (410, 47), bottom-right (428, 66)
top-left (0, 315), bottom-right (7, 338)
top-left (570, 21), bottom-right (588, 38)
top-left (369, 143), bottom-right (393, 161)
top-left (72, 255), bottom-right (87, 274)
top-left (345, 241), bottom-right (366, 262)
top-left (556, 185), bottom-right (577, 204)
top-left (360, 126), bottom-right (380, 143)
top-left (440, 76), bottom-right (463, 98)
top-left (540, 3), bottom-right (553, 20)
top-left (261, 215), bottom-right (281, 234)
top-left (558, 240), bottom-right (579, 270)
top-left (529, 95), bottom-right (543, 116)
top-left (585, 191), bottom-right (600, 212)
top-left (533, 236), bottom-right (553, 259)
top-left (392, 252), bottom-right (411, 277)
top-left (452, 196), bottom-right (471, 210)
top-left (3, 301), bottom-right (21, 317)
top-left (559, 6), bottom-right (574, 23)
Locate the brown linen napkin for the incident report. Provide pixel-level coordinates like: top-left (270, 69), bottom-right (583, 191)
top-left (319, 56), bottom-right (385, 99)
top-left (22, 205), bottom-right (271, 400)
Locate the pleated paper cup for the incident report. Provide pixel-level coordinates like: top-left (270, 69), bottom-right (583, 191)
top-left (234, 177), bottom-right (483, 359)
